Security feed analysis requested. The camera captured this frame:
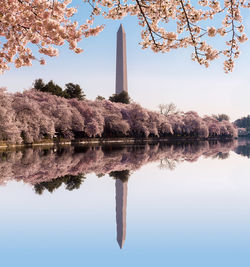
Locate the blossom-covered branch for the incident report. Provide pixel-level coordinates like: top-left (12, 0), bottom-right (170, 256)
top-left (99, 0), bottom-right (249, 72)
top-left (0, 0), bottom-right (104, 73)
top-left (0, 0), bottom-right (249, 73)
top-left (0, 0), bottom-right (250, 73)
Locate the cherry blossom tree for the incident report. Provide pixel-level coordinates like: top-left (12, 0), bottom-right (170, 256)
top-left (0, 0), bottom-right (249, 73)
top-left (123, 103), bottom-right (151, 137)
top-left (0, 88), bottom-right (21, 143)
top-left (13, 91), bottom-right (55, 142)
top-left (0, 89), bottom-right (237, 143)
top-left (92, 100), bottom-right (130, 136)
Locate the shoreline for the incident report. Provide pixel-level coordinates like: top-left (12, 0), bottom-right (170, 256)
top-left (0, 136), bottom-right (238, 150)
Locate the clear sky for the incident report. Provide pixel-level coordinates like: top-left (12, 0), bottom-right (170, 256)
top-left (1, 4), bottom-right (250, 121)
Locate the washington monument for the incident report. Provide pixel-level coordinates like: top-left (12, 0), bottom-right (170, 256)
top-left (115, 25), bottom-right (129, 248)
top-left (116, 24), bottom-right (128, 94)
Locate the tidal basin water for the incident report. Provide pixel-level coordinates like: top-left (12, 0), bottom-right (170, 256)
top-left (0, 139), bottom-right (249, 267)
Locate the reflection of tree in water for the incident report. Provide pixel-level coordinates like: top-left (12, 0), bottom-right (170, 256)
top-left (34, 174), bottom-right (85, 194)
top-left (0, 151), bottom-right (8, 161)
top-left (96, 173), bottom-right (105, 178)
top-left (212, 152), bottom-right (230, 160)
top-left (0, 140), bottom-right (241, 187)
top-left (109, 170), bottom-right (131, 182)
top-left (1, 140), bottom-right (248, 249)
top-left (234, 144), bottom-right (250, 158)
top-left (158, 158), bottom-right (178, 170)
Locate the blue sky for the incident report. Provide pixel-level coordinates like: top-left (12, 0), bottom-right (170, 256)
top-left (1, 3), bottom-right (250, 121)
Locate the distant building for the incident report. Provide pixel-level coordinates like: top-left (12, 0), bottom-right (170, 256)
top-left (116, 24), bottom-right (128, 94)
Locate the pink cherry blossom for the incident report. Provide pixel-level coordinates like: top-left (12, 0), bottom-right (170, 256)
top-left (0, 1), bottom-right (249, 73)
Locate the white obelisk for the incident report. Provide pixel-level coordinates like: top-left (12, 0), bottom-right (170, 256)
top-left (115, 179), bottom-right (128, 249)
top-left (115, 24), bottom-right (128, 94)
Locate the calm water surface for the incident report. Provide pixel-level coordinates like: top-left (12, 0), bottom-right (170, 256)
top-left (0, 139), bottom-right (249, 267)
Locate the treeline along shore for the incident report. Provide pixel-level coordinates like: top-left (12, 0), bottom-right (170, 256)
top-left (0, 88), bottom-right (237, 145)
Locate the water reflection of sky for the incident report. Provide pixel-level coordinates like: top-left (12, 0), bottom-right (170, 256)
top-left (0, 141), bottom-right (249, 267)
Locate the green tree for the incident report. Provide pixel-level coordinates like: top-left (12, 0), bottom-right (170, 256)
top-left (33, 78), bottom-right (45, 91)
top-left (33, 80), bottom-right (85, 100)
top-left (35, 80), bottom-right (64, 97)
top-left (109, 91), bottom-right (130, 104)
top-left (34, 174), bottom-right (85, 195)
top-left (234, 115), bottom-right (250, 131)
top-left (109, 170), bottom-right (130, 182)
top-left (64, 83), bottom-right (85, 100)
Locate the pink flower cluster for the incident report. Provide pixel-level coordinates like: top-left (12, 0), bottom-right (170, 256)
top-left (0, 0), bottom-right (104, 73)
top-left (0, 1), bottom-right (249, 73)
top-left (98, 0), bottom-right (249, 72)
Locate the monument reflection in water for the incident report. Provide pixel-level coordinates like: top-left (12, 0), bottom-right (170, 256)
top-left (0, 139), bottom-right (250, 249)
top-left (116, 178), bottom-right (128, 249)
